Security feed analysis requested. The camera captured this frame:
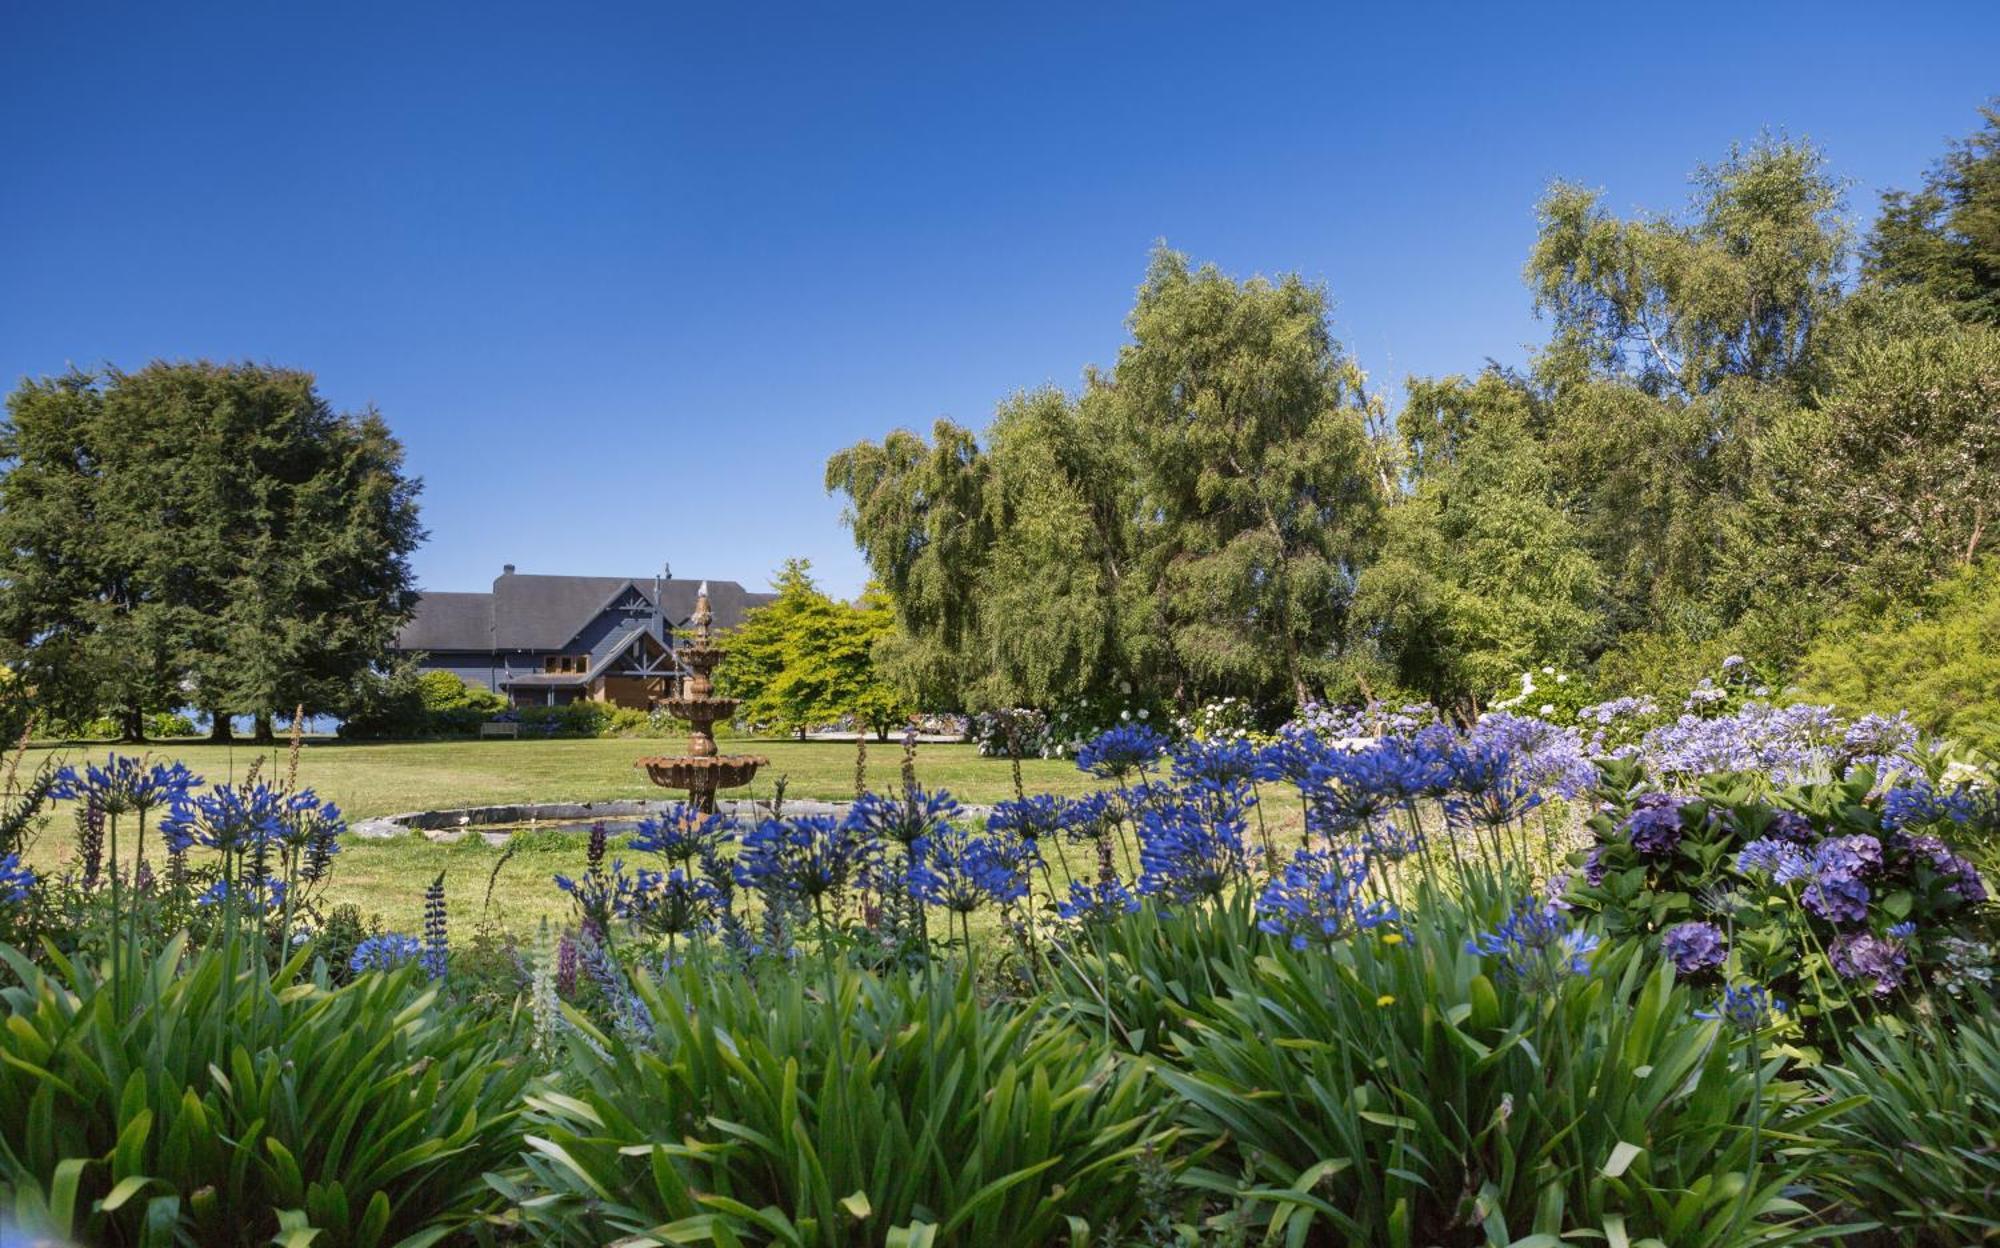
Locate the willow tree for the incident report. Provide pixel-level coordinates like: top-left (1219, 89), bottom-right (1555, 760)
top-left (1353, 372), bottom-right (1604, 710)
top-left (1109, 247), bottom-right (1384, 709)
top-left (974, 386), bottom-right (1141, 707)
top-left (1527, 136), bottom-right (1850, 400)
top-left (824, 421), bottom-right (992, 710)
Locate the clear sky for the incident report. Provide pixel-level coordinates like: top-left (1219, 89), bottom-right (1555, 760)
top-left (3, 2), bottom-right (1995, 599)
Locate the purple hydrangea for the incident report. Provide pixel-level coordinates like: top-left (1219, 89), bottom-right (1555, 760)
top-left (1622, 794), bottom-right (1686, 857)
top-left (1829, 932), bottom-right (1910, 997)
top-left (1801, 874), bottom-right (1871, 925)
top-left (1581, 846), bottom-right (1607, 887)
top-left (1896, 833), bottom-right (1990, 904)
top-left (1661, 920), bottom-right (1727, 973)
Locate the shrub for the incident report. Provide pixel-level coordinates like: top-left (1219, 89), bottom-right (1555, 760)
top-left (1160, 893), bottom-right (1848, 1246)
top-left (513, 700), bottom-right (610, 738)
top-left (494, 960), bottom-right (1173, 1245)
top-left (0, 938), bottom-right (530, 1247)
top-left (1571, 758), bottom-right (1998, 1031)
top-left (1797, 558), bottom-right (2000, 757)
top-left (341, 668), bottom-right (510, 738)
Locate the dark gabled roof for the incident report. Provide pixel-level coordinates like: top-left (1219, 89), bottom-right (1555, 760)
top-left (393, 572), bottom-right (776, 654)
top-left (490, 575), bottom-right (638, 650)
top-left (393, 591), bottom-right (493, 651)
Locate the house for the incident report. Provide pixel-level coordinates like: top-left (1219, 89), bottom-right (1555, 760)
top-left (392, 565), bottom-right (774, 709)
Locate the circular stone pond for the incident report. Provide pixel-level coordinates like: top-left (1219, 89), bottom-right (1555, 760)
top-left (351, 797), bottom-right (995, 846)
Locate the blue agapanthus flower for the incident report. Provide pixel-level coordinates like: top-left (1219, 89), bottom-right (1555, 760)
top-left (848, 786), bottom-right (962, 846)
top-left (630, 805), bottom-right (734, 864)
top-left (1255, 847), bottom-right (1395, 949)
top-left (197, 873), bottom-right (287, 914)
top-left (1467, 899), bottom-right (1600, 991)
top-left (1443, 742), bottom-right (1545, 828)
top-left (1057, 792), bottom-right (1118, 844)
top-left (0, 853), bottom-right (36, 905)
top-left (1881, 780), bottom-right (1980, 831)
top-left (1057, 878), bottom-right (1140, 925)
top-left (276, 790), bottom-right (345, 880)
top-left (1736, 836), bottom-right (1806, 876)
top-left (1466, 712), bottom-right (1595, 799)
top-left (1700, 983), bottom-right (1784, 1033)
top-left (1075, 724), bottom-right (1169, 780)
top-left (624, 868), bottom-right (721, 936)
top-left (348, 932), bottom-right (422, 974)
top-left (1171, 735), bottom-right (1264, 786)
top-left (1136, 791), bottom-right (1248, 902)
top-left (913, 824), bottom-right (1031, 912)
top-left (1661, 920), bottom-right (1727, 973)
top-left (985, 793), bottom-right (1066, 843)
top-left (556, 855), bottom-right (642, 934)
top-left (161, 783), bottom-right (287, 855)
top-left (735, 815), bottom-right (876, 902)
top-left (52, 755), bottom-right (200, 816)
top-left (1362, 820), bottom-right (1426, 863)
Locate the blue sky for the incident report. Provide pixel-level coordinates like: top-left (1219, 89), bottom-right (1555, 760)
top-left (3, 3), bottom-right (1995, 599)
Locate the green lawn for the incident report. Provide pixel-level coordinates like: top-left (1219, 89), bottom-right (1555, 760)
top-left (13, 735), bottom-right (1224, 932)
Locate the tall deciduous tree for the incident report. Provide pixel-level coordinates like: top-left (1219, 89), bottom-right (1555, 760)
top-left (825, 422), bottom-right (992, 711)
top-left (1111, 247), bottom-right (1384, 708)
top-left (1527, 137), bottom-right (1848, 399)
top-left (0, 362), bottom-right (424, 741)
top-left (975, 387), bottom-right (1138, 708)
top-left (1354, 372), bottom-right (1604, 710)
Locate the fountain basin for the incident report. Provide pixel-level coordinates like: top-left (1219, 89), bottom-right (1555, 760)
top-left (660, 696), bottom-right (740, 722)
top-left (636, 754), bottom-right (768, 791)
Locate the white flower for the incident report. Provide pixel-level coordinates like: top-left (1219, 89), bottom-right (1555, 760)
top-left (1138, 708), bottom-right (1149, 719)
top-left (1119, 681), bottom-right (1132, 695)
top-left (1555, 673), bottom-right (1568, 684)
top-left (1540, 704), bottom-right (1556, 716)
top-left (1120, 710), bottom-right (1131, 721)
top-left (1541, 665), bottom-right (1555, 676)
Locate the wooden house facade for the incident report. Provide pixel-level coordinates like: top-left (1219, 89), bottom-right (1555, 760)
top-left (391, 566), bottom-right (774, 709)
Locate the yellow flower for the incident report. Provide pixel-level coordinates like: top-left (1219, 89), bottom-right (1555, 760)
top-left (1376, 994), bottom-right (1396, 1007)
top-left (1380, 932), bottom-right (1403, 945)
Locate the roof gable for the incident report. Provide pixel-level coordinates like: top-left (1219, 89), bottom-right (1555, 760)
top-left (394, 572), bottom-right (776, 654)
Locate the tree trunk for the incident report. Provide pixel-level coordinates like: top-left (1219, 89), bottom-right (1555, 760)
top-left (119, 704), bottom-right (147, 744)
top-left (206, 710), bottom-right (233, 743)
top-left (252, 710), bottom-right (275, 744)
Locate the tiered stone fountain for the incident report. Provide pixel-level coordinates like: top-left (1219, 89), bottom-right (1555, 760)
top-left (635, 582), bottom-right (767, 813)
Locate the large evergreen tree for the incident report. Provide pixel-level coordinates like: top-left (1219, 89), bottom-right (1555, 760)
top-left (1866, 103), bottom-right (2000, 325)
top-left (0, 362), bottom-right (424, 740)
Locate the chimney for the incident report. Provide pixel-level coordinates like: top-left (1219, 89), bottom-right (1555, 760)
top-left (502, 563), bottom-right (516, 576)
